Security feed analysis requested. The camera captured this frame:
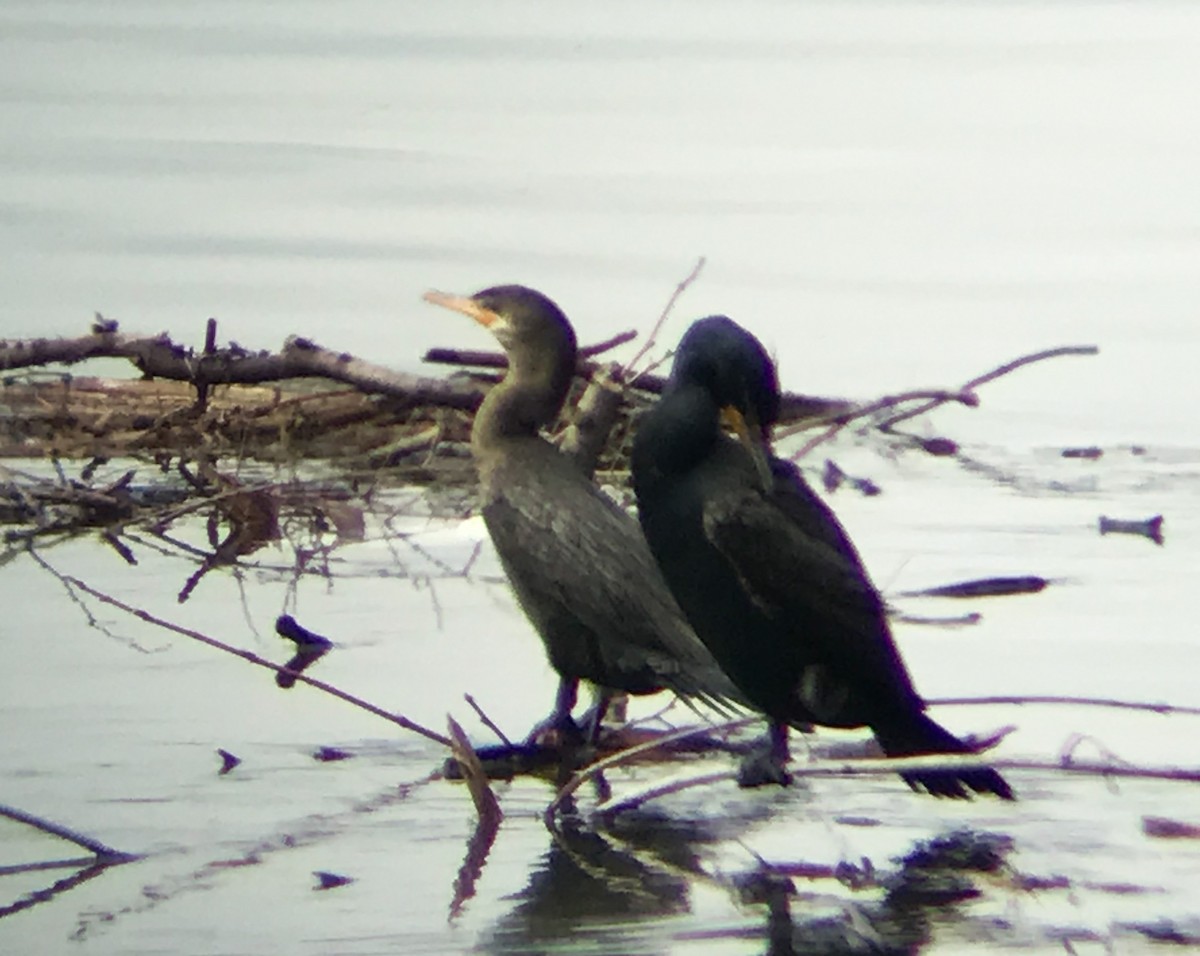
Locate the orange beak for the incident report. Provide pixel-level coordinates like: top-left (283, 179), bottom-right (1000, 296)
top-left (422, 290), bottom-right (501, 329)
top-left (720, 405), bottom-right (774, 492)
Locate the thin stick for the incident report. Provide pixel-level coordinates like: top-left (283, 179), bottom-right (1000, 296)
top-left (59, 573), bottom-right (453, 748)
top-left (597, 770), bottom-right (737, 815)
top-left (878, 345), bottom-right (1099, 430)
top-left (929, 695), bottom-right (1200, 718)
top-left (779, 388), bottom-right (974, 458)
top-left (579, 330), bottom-right (638, 359)
top-left (796, 754), bottom-right (1200, 785)
top-left (425, 330), bottom-right (638, 371)
top-left (598, 753), bottom-right (1200, 815)
top-left (0, 858), bottom-right (106, 877)
top-left (544, 716), bottom-right (758, 825)
top-left (620, 257), bottom-right (706, 381)
top-left (464, 693), bottom-right (513, 746)
top-left (0, 804), bottom-right (135, 862)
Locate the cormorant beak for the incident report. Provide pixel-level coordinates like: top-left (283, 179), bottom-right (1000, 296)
top-left (423, 290), bottom-right (505, 331)
top-left (719, 405), bottom-right (774, 492)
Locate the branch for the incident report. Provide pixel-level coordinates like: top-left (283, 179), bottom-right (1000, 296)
top-left (0, 329), bottom-right (488, 409)
top-left (594, 753), bottom-right (1200, 816)
top-left (423, 329), bottom-right (638, 372)
top-left (580, 329), bottom-right (638, 359)
top-left (57, 571), bottom-right (453, 747)
top-left (779, 388), bottom-right (976, 458)
top-left (929, 695), bottom-right (1200, 718)
top-left (619, 256), bottom-right (707, 381)
top-left (0, 804), bottom-right (136, 863)
top-left (544, 716), bottom-right (759, 825)
top-left (878, 344), bottom-right (1100, 431)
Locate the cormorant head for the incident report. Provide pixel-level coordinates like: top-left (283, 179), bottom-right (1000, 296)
top-left (424, 284), bottom-right (579, 432)
top-left (424, 284), bottom-right (578, 365)
top-left (671, 316), bottom-right (780, 440)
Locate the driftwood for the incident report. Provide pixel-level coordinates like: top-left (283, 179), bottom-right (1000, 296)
top-left (0, 325), bottom-right (485, 406)
top-left (0, 312), bottom-right (846, 467)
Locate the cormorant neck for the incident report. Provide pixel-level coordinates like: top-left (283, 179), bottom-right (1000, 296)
top-left (633, 382), bottom-right (721, 486)
top-left (472, 350), bottom-right (573, 453)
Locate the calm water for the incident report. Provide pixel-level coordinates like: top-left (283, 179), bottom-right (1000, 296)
top-left (3, 2), bottom-right (1200, 952)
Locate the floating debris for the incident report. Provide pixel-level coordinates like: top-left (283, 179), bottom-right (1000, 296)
top-left (1099, 514), bottom-right (1164, 545)
top-left (312, 746), bottom-right (354, 763)
top-left (274, 614), bottom-right (334, 689)
top-left (900, 576), bottom-right (1049, 599)
top-left (216, 748), bottom-right (241, 775)
top-left (1143, 816), bottom-right (1200, 840)
top-left (313, 871), bottom-right (354, 891)
top-left (918, 436), bottom-right (958, 457)
top-left (821, 459), bottom-right (881, 496)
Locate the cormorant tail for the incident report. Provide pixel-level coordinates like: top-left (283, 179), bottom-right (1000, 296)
top-left (872, 712), bottom-right (1015, 801)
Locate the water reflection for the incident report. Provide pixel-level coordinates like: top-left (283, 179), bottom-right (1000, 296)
top-left (478, 812), bottom-right (1026, 955)
top-left (479, 811), bottom-right (718, 954)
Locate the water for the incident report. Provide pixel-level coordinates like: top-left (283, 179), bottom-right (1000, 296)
top-left (4, 1), bottom-right (1200, 439)
top-left (3, 2), bottom-right (1200, 952)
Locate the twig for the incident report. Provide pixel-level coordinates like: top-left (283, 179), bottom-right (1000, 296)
top-left (0, 863), bottom-right (113, 921)
top-left (596, 770), bottom-right (737, 816)
top-left (0, 329), bottom-right (490, 407)
top-left (898, 576), bottom-right (1050, 599)
top-left (57, 572), bottom-right (452, 747)
top-left (877, 345), bottom-right (1100, 431)
top-left (928, 695), bottom-right (1200, 717)
top-left (619, 257), bottom-right (706, 381)
top-left (424, 329), bottom-right (638, 371)
top-left (579, 329), bottom-right (638, 359)
top-left (446, 716), bottom-right (503, 920)
top-left (464, 694), bottom-right (513, 747)
top-left (781, 388), bottom-right (974, 459)
top-left (26, 545), bottom-right (147, 650)
top-left (597, 753), bottom-right (1200, 815)
top-left (0, 804), bottom-right (136, 862)
top-left (544, 716), bottom-right (758, 826)
top-left (0, 858), bottom-right (107, 877)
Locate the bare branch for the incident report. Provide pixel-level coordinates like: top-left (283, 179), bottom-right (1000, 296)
top-left (55, 570), bottom-right (452, 747)
top-left (929, 695), bottom-right (1200, 717)
top-left (579, 329), bottom-right (638, 359)
top-left (619, 257), bottom-right (707, 381)
top-left (780, 388), bottom-right (975, 459)
top-left (878, 344), bottom-right (1100, 431)
top-left (0, 804), bottom-right (136, 863)
top-left (424, 328), bottom-right (638, 371)
top-left (0, 330), bottom-right (487, 408)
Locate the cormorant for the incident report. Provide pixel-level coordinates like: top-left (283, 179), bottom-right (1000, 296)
top-left (423, 285), bottom-right (738, 743)
top-left (631, 315), bottom-right (1014, 799)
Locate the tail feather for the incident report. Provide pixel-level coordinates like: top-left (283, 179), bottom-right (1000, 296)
top-left (873, 712), bottom-right (1015, 801)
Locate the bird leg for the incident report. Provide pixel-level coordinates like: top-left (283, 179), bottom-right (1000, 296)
top-left (736, 720), bottom-right (794, 788)
top-left (524, 677), bottom-right (585, 748)
top-left (578, 690), bottom-right (619, 748)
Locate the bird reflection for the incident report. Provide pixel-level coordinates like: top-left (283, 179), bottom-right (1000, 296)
top-left (477, 812), bottom-right (716, 954)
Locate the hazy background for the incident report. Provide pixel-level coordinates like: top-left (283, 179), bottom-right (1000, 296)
top-left (3, 0), bottom-right (1198, 445)
top-left (3, 4), bottom-right (1200, 953)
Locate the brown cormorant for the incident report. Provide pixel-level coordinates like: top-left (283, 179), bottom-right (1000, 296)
top-left (423, 285), bottom-right (738, 742)
top-left (631, 315), bottom-right (1014, 799)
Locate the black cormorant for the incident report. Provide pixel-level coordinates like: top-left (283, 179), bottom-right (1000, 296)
top-left (424, 285), bottom-right (737, 742)
top-left (631, 315), bottom-right (1014, 799)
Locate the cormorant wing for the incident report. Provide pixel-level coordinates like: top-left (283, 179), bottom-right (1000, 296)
top-left (700, 455), bottom-right (921, 707)
top-left (484, 444), bottom-right (737, 703)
